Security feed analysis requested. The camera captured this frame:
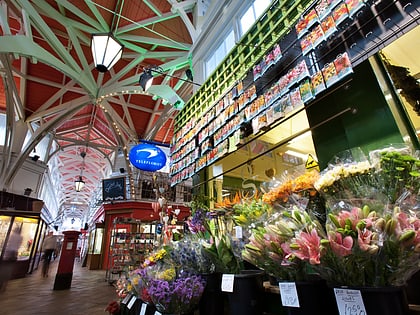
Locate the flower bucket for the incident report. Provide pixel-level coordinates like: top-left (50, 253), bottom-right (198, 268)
top-left (281, 280), bottom-right (337, 315)
top-left (334, 286), bottom-right (409, 315)
top-left (226, 270), bottom-right (265, 315)
top-left (199, 273), bottom-right (226, 315)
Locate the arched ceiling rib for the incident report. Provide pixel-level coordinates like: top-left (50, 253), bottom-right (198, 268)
top-left (0, 0), bottom-right (197, 223)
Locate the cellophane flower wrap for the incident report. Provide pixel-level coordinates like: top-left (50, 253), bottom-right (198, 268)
top-left (142, 260), bottom-right (206, 314)
top-left (200, 210), bottom-right (245, 274)
top-left (129, 268), bottom-right (152, 303)
top-left (316, 201), bottom-right (420, 287)
top-left (262, 168), bottom-right (327, 224)
top-left (243, 206), bottom-right (325, 281)
top-left (312, 145), bottom-right (420, 287)
top-left (168, 233), bottom-right (215, 274)
top-left (314, 147), bottom-right (379, 205)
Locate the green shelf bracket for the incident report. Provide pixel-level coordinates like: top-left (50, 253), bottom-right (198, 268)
top-left (174, 0), bottom-right (315, 131)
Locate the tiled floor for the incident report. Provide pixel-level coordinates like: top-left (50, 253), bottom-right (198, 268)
top-left (0, 259), bottom-right (117, 315)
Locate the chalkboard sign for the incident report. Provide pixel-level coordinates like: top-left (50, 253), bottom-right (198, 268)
top-left (102, 177), bottom-right (126, 201)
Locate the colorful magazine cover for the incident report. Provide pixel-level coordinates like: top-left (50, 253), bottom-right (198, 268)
top-left (332, 2), bottom-right (349, 26)
top-left (299, 78), bottom-right (314, 103)
top-left (280, 93), bottom-right (293, 114)
top-left (334, 52), bottom-right (354, 79)
top-left (345, 0), bottom-right (365, 17)
top-left (253, 63), bottom-right (262, 81)
top-left (316, 0), bottom-right (332, 20)
top-left (296, 60), bottom-right (310, 82)
top-left (311, 70), bottom-right (327, 95)
top-left (290, 87), bottom-right (304, 108)
top-left (296, 17), bottom-right (309, 38)
top-left (300, 33), bottom-right (313, 55)
top-left (272, 43), bottom-right (282, 63)
top-left (306, 9), bottom-right (320, 29)
top-left (322, 62), bottom-right (339, 87)
top-left (311, 24), bottom-right (325, 49)
top-left (265, 104), bottom-right (275, 125)
top-left (321, 15), bottom-right (337, 39)
top-left (273, 98), bottom-right (285, 120)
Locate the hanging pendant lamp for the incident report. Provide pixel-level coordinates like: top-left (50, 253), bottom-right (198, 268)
top-left (91, 33), bottom-right (123, 72)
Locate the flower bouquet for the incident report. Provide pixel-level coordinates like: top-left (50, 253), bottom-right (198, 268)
top-left (129, 268), bottom-right (153, 303)
top-left (262, 168), bottom-right (327, 223)
top-left (200, 210), bottom-right (245, 274)
top-left (142, 261), bottom-right (206, 315)
top-left (369, 145), bottom-right (420, 203)
top-left (243, 206), bottom-right (325, 282)
top-left (313, 202), bottom-right (420, 287)
top-left (168, 234), bottom-right (215, 274)
top-left (314, 148), bottom-right (379, 204)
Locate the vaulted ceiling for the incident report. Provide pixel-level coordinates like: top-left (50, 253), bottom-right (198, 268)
top-left (0, 0), bottom-right (199, 220)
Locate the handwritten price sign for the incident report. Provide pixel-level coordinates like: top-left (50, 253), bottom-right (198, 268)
top-left (334, 288), bottom-right (366, 315)
top-left (279, 282), bottom-right (300, 308)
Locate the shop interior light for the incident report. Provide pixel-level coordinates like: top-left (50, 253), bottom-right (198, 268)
top-left (138, 66), bottom-right (201, 91)
top-left (138, 68), bottom-right (154, 91)
top-left (91, 33), bottom-right (123, 72)
top-left (75, 176), bottom-right (85, 192)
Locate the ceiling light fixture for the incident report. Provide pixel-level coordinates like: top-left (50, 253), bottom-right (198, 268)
top-left (91, 1), bottom-right (124, 72)
top-left (75, 151), bottom-right (86, 192)
top-left (91, 33), bottom-right (124, 72)
top-left (138, 66), bottom-right (201, 91)
top-left (75, 176), bottom-right (85, 192)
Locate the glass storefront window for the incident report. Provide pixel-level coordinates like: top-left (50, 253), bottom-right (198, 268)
top-left (12, 217), bottom-right (39, 261)
top-left (0, 215), bottom-right (12, 255)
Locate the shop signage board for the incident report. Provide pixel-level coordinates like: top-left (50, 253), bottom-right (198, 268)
top-left (129, 143), bottom-right (167, 172)
top-left (102, 177), bottom-right (126, 201)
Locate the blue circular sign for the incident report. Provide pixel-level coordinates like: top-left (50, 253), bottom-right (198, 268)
top-left (129, 143), bottom-right (167, 172)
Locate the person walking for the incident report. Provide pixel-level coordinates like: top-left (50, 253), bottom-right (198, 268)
top-left (41, 231), bottom-right (57, 277)
top-left (0, 226), bottom-right (23, 292)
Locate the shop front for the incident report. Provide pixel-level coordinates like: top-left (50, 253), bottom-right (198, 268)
top-left (0, 210), bottom-right (47, 279)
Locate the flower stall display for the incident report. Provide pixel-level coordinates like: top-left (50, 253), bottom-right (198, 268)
top-left (168, 234), bottom-right (215, 275)
top-left (243, 207), bottom-right (325, 282)
top-left (315, 203), bottom-right (420, 287)
top-left (141, 258), bottom-right (206, 315)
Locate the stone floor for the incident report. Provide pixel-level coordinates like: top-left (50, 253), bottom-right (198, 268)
top-left (0, 259), bottom-right (117, 315)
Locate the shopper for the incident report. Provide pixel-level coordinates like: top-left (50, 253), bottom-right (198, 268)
top-left (41, 231), bottom-right (57, 277)
top-left (0, 226), bottom-right (23, 292)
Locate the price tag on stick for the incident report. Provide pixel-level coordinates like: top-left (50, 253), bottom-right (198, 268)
top-left (139, 303), bottom-right (147, 315)
top-left (127, 295), bottom-right (136, 309)
top-left (334, 288), bottom-right (366, 315)
top-left (221, 274), bottom-right (235, 292)
top-left (279, 282), bottom-right (300, 307)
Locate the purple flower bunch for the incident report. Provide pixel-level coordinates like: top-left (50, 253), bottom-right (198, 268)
top-left (146, 274), bottom-right (206, 314)
top-left (169, 235), bottom-right (215, 274)
top-left (187, 209), bottom-right (208, 234)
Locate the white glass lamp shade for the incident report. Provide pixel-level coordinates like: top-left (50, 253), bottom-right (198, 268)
top-left (91, 34), bottom-right (123, 72)
top-left (75, 176), bottom-right (85, 192)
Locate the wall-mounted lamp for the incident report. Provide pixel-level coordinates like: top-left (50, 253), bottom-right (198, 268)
top-left (24, 188), bottom-right (33, 196)
top-left (75, 176), bottom-right (85, 192)
top-left (91, 33), bottom-right (124, 72)
top-left (138, 66), bottom-right (201, 91)
top-left (31, 155), bottom-right (40, 161)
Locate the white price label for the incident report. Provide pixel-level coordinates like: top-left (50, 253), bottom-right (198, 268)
top-left (221, 274), bottom-right (235, 292)
top-left (334, 288), bottom-right (366, 315)
top-left (279, 282), bottom-right (300, 307)
top-left (121, 294), bottom-right (131, 305)
top-left (127, 295), bottom-right (136, 309)
top-left (139, 303), bottom-right (147, 315)
top-left (235, 226), bottom-right (243, 239)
